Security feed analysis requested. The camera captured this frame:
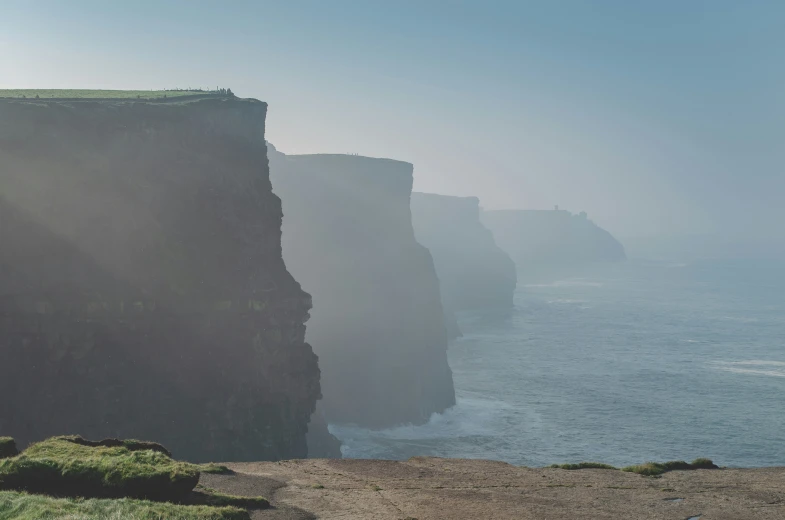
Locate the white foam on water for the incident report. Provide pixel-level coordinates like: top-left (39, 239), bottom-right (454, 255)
top-left (718, 315), bottom-right (760, 323)
top-left (708, 360), bottom-right (785, 378)
top-left (546, 299), bottom-right (587, 305)
top-left (329, 396), bottom-right (518, 460)
top-left (525, 280), bottom-right (604, 288)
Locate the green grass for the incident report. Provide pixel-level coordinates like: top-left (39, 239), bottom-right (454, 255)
top-left (191, 489), bottom-right (269, 510)
top-left (548, 458), bottom-right (717, 476)
top-left (621, 458), bottom-right (718, 476)
top-left (548, 462), bottom-right (618, 470)
top-left (0, 490), bottom-right (249, 520)
top-left (0, 440), bottom-right (17, 460)
top-left (690, 458), bottom-right (717, 469)
top-left (0, 436), bottom-right (199, 500)
top-left (0, 89), bottom-right (224, 100)
top-left (54, 436), bottom-right (171, 457)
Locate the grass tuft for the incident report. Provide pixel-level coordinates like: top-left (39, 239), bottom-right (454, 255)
top-left (548, 462), bottom-right (617, 470)
top-left (199, 464), bottom-right (234, 475)
top-left (0, 490), bottom-right (249, 520)
top-left (54, 435), bottom-right (172, 457)
top-left (0, 439), bottom-right (17, 460)
top-left (622, 459), bottom-right (718, 476)
top-left (0, 436), bottom-right (199, 500)
top-left (690, 458), bottom-right (719, 469)
top-left (191, 490), bottom-right (269, 510)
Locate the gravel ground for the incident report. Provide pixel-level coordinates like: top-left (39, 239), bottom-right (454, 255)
top-left (202, 457), bottom-right (785, 519)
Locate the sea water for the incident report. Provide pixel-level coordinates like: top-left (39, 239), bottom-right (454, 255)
top-left (331, 258), bottom-right (785, 467)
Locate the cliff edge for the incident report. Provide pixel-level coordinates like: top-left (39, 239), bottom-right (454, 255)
top-left (482, 209), bottom-right (626, 281)
top-left (204, 458), bottom-right (783, 520)
top-left (269, 144), bottom-right (456, 429)
top-left (0, 97), bottom-right (320, 462)
top-left (411, 193), bottom-right (517, 316)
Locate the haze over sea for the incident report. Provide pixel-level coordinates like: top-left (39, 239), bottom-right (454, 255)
top-left (332, 257), bottom-right (785, 468)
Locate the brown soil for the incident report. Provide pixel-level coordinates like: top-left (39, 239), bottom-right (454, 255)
top-left (203, 457), bottom-right (785, 519)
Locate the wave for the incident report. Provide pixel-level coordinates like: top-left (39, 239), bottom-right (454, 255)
top-left (717, 316), bottom-right (761, 323)
top-left (708, 360), bottom-right (785, 378)
top-left (546, 298), bottom-right (588, 305)
top-left (525, 280), bottom-right (604, 288)
top-left (329, 396), bottom-right (521, 459)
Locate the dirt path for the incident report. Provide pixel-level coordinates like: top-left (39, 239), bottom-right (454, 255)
top-left (205, 457), bottom-right (785, 519)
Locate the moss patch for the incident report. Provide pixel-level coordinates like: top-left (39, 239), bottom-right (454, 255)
top-left (192, 489), bottom-right (269, 510)
top-left (548, 458), bottom-right (717, 477)
top-left (0, 437), bottom-right (198, 500)
top-left (0, 440), bottom-right (17, 460)
top-left (622, 458), bottom-right (719, 476)
top-left (199, 464), bottom-right (234, 475)
top-left (54, 435), bottom-right (171, 457)
top-left (549, 462), bottom-right (618, 470)
top-left (0, 490), bottom-right (249, 520)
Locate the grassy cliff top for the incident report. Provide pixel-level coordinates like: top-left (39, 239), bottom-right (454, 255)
top-left (0, 436), bottom-right (200, 500)
top-left (0, 89), bottom-right (232, 100)
top-left (0, 491), bottom-right (249, 520)
top-left (0, 436), bottom-right (269, 519)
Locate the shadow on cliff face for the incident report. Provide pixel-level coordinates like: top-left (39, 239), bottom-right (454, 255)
top-left (268, 144), bottom-right (456, 430)
top-left (0, 99), bottom-right (320, 462)
top-left (0, 197), bottom-right (200, 453)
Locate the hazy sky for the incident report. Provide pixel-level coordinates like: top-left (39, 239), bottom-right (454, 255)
top-left (2, 1), bottom-right (783, 239)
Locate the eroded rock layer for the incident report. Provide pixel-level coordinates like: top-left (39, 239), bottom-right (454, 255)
top-left (0, 98), bottom-right (320, 462)
top-left (269, 145), bottom-right (455, 428)
top-left (411, 193), bottom-right (517, 313)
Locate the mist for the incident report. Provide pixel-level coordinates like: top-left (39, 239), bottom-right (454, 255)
top-left (3, 1), bottom-right (784, 248)
top-left (2, 2), bottom-right (785, 517)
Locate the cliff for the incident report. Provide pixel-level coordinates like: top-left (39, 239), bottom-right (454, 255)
top-left (268, 144), bottom-right (456, 428)
top-left (481, 209), bottom-right (626, 280)
top-left (0, 96), bottom-right (320, 462)
top-left (411, 193), bottom-right (517, 315)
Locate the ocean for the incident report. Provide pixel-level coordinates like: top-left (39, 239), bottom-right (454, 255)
top-left (331, 258), bottom-right (785, 468)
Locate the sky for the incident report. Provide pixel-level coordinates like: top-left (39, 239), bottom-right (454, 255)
top-left (2, 0), bottom-right (784, 240)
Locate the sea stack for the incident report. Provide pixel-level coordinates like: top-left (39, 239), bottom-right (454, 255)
top-left (0, 95), bottom-right (320, 462)
top-left (269, 144), bottom-right (456, 429)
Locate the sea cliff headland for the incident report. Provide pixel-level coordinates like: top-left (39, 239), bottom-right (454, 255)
top-left (0, 92), bottom-right (320, 462)
top-left (411, 193), bottom-right (517, 337)
top-left (482, 208), bottom-right (626, 281)
top-left (268, 145), bottom-right (456, 430)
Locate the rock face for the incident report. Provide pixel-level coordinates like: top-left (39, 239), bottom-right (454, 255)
top-left (481, 209), bottom-right (626, 280)
top-left (268, 145), bottom-right (455, 429)
top-left (411, 193), bottom-right (517, 316)
top-left (0, 97), bottom-right (320, 462)
top-left (304, 406), bottom-right (343, 459)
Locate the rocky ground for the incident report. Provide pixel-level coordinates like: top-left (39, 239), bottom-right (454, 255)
top-left (203, 457), bottom-right (785, 519)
